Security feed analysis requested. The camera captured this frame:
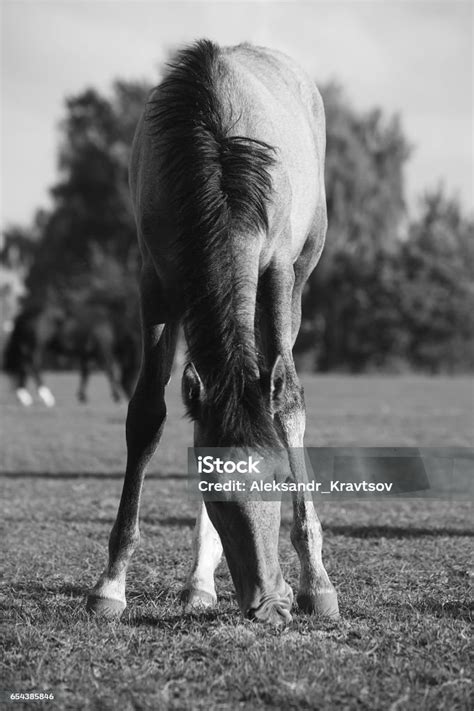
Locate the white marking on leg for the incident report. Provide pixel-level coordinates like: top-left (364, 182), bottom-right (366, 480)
top-left (38, 385), bottom-right (55, 407)
top-left (90, 570), bottom-right (127, 606)
top-left (16, 388), bottom-right (33, 406)
top-left (184, 503), bottom-right (223, 604)
top-left (282, 397), bottom-right (338, 616)
top-left (290, 454), bottom-right (339, 616)
top-left (89, 520), bottom-right (140, 609)
top-left (292, 500), bottom-right (333, 590)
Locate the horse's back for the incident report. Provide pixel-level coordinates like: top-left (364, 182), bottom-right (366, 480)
top-left (131, 41), bottom-right (326, 278)
top-left (222, 44), bottom-right (323, 136)
top-left (220, 45), bottom-right (326, 251)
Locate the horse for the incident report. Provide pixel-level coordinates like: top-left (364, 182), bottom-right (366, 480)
top-left (3, 305), bottom-right (63, 406)
top-left (87, 40), bottom-right (339, 625)
top-left (3, 304), bottom-right (139, 406)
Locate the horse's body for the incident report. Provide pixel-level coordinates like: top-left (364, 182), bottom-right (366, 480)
top-left (88, 40), bottom-right (339, 624)
top-left (4, 305), bottom-right (139, 406)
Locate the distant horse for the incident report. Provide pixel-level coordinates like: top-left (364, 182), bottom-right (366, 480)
top-left (4, 305), bottom-right (139, 406)
top-left (88, 40), bottom-right (339, 624)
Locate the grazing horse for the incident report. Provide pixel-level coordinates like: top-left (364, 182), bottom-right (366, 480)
top-left (4, 305), bottom-right (139, 406)
top-left (4, 306), bottom-right (64, 406)
top-left (87, 40), bottom-right (339, 624)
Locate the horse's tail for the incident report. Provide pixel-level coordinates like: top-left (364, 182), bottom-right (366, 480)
top-left (146, 40), bottom-right (275, 246)
top-left (145, 40), bottom-right (279, 446)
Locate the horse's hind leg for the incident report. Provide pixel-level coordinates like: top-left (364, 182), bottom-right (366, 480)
top-left (87, 271), bottom-right (179, 618)
top-left (263, 260), bottom-right (339, 619)
top-left (181, 502), bottom-right (223, 610)
top-left (15, 362), bottom-right (34, 407)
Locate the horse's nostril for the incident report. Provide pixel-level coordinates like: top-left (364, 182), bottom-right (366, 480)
top-left (248, 602), bottom-right (292, 627)
top-left (272, 606), bottom-right (293, 627)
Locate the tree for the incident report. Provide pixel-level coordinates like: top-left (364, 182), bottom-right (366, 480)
top-left (26, 80), bottom-right (152, 306)
top-left (399, 188), bottom-right (474, 373)
top-left (298, 84), bottom-right (411, 371)
top-left (0, 213), bottom-right (45, 274)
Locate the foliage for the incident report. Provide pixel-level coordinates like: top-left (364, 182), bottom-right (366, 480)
top-left (322, 84), bottom-right (409, 260)
top-left (299, 85), bottom-right (410, 371)
top-left (0, 216), bottom-right (44, 274)
top-left (298, 86), bottom-right (473, 373)
top-left (399, 189), bottom-right (474, 372)
top-left (25, 81), bottom-right (151, 320)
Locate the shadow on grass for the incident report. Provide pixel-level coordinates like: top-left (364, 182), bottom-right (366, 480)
top-left (324, 524), bottom-right (474, 538)
top-left (154, 516), bottom-right (195, 527)
top-left (125, 603), bottom-right (236, 630)
top-left (389, 598), bottom-right (474, 622)
top-left (414, 598), bottom-right (473, 621)
top-left (9, 581), bottom-right (186, 605)
top-left (0, 471), bottom-right (188, 480)
top-left (127, 610), bottom-right (211, 629)
top-left (10, 581), bottom-right (86, 597)
top-left (90, 521), bottom-right (474, 536)
top-left (49, 514), bottom-right (196, 526)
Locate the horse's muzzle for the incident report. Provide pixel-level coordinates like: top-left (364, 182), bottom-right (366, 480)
top-left (246, 583), bottom-right (294, 626)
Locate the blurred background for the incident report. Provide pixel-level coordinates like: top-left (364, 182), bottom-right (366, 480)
top-left (1, 0), bottom-right (473, 375)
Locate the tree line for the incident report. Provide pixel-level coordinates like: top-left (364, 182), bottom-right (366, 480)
top-left (2, 78), bottom-right (473, 373)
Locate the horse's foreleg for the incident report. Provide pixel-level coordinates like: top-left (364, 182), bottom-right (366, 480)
top-left (283, 375), bottom-right (338, 618)
top-left (264, 264), bottom-right (339, 619)
top-left (101, 350), bottom-right (123, 403)
top-left (30, 350), bottom-right (55, 407)
top-left (87, 286), bottom-right (179, 617)
top-left (15, 361), bottom-right (33, 406)
top-left (289, 448), bottom-right (339, 618)
top-left (181, 502), bottom-right (223, 610)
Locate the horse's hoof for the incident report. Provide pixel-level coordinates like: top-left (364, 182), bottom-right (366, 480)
top-left (297, 590), bottom-right (340, 619)
top-left (180, 587), bottom-right (216, 611)
top-left (38, 386), bottom-right (55, 407)
top-left (16, 388), bottom-right (33, 407)
top-left (86, 595), bottom-right (126, 619)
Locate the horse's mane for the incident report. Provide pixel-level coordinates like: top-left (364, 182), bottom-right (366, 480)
top-left (146, 39), bottom-right (280, 447)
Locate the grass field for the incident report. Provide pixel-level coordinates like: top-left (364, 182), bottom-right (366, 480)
top-left (1, 373), bottom-right (473, 710)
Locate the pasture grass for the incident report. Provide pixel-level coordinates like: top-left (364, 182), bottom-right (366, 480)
top-left (1, 374), bottom-right (473, 710)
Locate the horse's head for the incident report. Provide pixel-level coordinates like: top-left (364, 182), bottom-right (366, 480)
top-left (182, 358), bottom-right (294, 625)
top-left (182, 357), bottom-right (287, 442)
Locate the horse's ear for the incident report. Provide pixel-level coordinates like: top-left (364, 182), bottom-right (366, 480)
top-left (270, 356), bottom-right (286, 413)
top-left (182, 362), bottom-right (203, 417)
